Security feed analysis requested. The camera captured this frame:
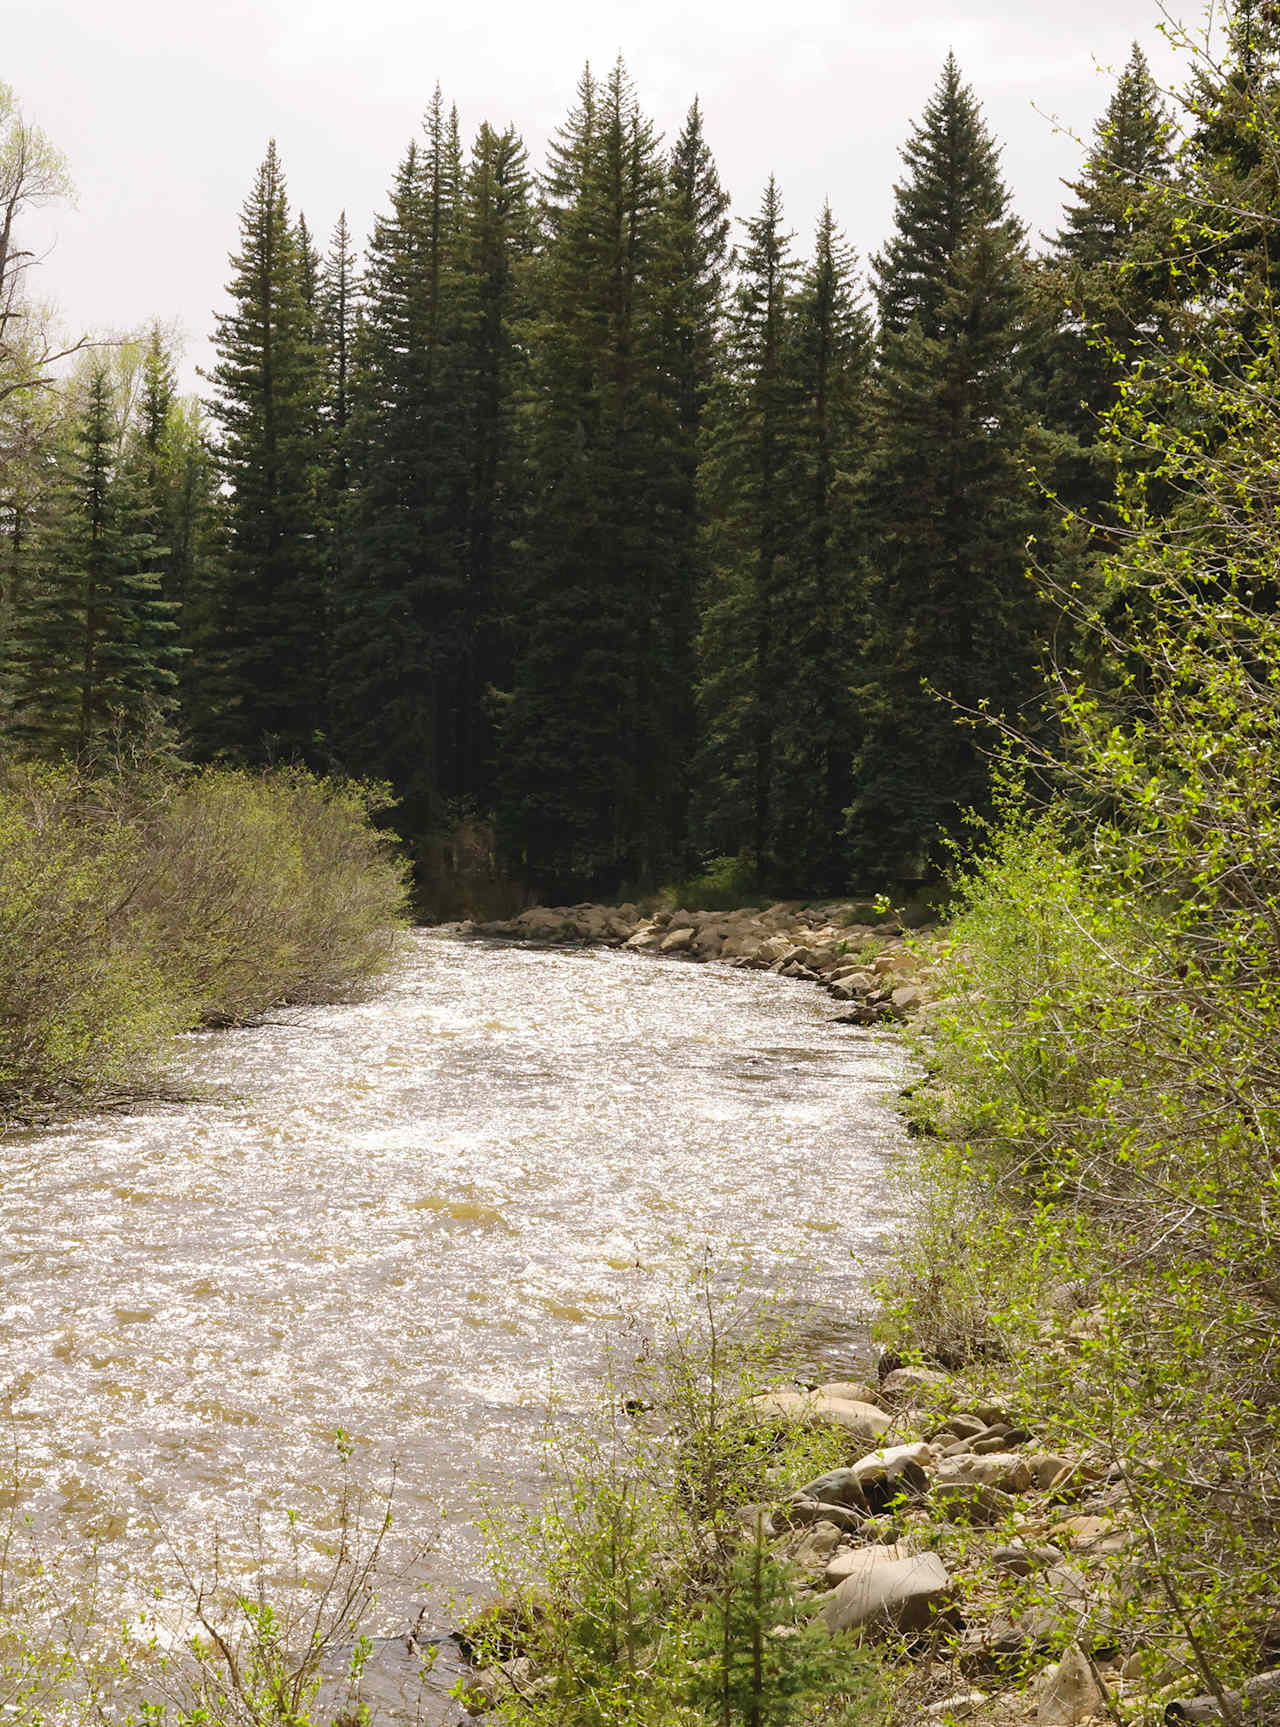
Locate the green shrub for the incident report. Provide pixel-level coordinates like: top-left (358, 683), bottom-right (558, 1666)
top-left (657, 855), bottom-right (763, 913)
top-left (470, 1285), bottom-right (887, 1727)
top-left (0, 763), bottom-right (184, 1122)
top-left (879, 792), bottom-right (1280, 1698)
top-left (0, 762), bottom-right (410, 1123)
top-left (138, 769), bottom-right (410, 1027)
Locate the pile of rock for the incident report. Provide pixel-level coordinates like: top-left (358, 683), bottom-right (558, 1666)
top-left (739, 1363), bottom-right (1276, 1726)
top-left (446, 899), bottom-right (944, 1023)
top-left (448, 1359), bottom-right (1277, 1724)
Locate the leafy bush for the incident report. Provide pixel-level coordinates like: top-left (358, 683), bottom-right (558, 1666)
top-left (468, 1284), bottom-right (887, 1727)
top-left (0, 763), bottom-right (409, 1124)
top-left (138, 769), bottom-right (409, 1027)
top-left (0, 764), bottom-right (185, 1120)
top-left (657, 855), bottom-right (763, 912)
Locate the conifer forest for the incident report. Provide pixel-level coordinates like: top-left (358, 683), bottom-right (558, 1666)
top-left (0, 25), bottom-right (1244, 899)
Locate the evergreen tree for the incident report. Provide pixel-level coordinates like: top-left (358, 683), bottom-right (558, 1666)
top-left (770, 205), bottom-right (872, 892)
top-left (1037, 44), bottom-right (1175, 518)
top-left (500, 61), bottom-right (686, 892)
top-left (695, 176), bottom-right (797, 875)
top-left (200, 140), bottom-right (327, 764)
top-left (340, 92), bottom-right (473, 833)
top-left (850, 56), bottom-right (1047, 876)
top-left (128, 325), bottom-right (217, 744)
top-left (663, 97), bottom-right (730, 864)
top-left (13, 364), bottom-right (175, 759)
top-left (454, 122), bottom-right (534, 808)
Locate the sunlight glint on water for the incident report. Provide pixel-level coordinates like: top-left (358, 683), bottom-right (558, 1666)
top-left (1, 931), bottom-right (908, 1624)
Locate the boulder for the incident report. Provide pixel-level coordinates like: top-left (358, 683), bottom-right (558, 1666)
top-left (792, 1467), bottom-right (872, 1511)
top-left (818, 1545), bottom-right (955, 1636)
top-left (815, 1380), bottom-right (883, 1408)
top-left (777, 1496), bottom-right (866, 1534)
top-left (881, 1365), bottom-right (953, 1399)
top-left (1028, 1454), bottom-right (1079, 1492)
top-left (1047, 1515), bottom-right (1116, 1553)
top-left (1035, 1644), bottom-right (1106, 1725)
top-left (660, 926), bottom-right (696, 954)
top-left (847, 1442), bottom-right (935, 1510)
top-left (926, 1693), bottom-right (989, 1721)
top-left (624, 923), bottom-right (661, 949)
top-left (789, 1521), bottom-right (845, 1567)
top-left (745, 1390), bottom-right (892, 1444)
top-left (1165, 1670), bottom-right (1280, 1724)
top-left (930, 1481), bottom-right (1018, 1527)
top-left (937, 1452), bottom-right (1035, 1494)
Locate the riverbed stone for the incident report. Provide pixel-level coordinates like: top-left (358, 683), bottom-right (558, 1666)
top-left (931, 1481), bottom-right (1018, 1526)
top-left (660, 926), bottom-right (696, 953)
top-left (789, 1520), bottom-right (845, 1567)
top-left (1028, 1454), bottom-right (1079, 1492)
top-left (817, 1545), bottom-right (956, 1636)
top-left (937, 1452), bottom-right (1035, 1493)
top-left (815, 1379), bottom-right (883, 1408)
top-left (881, 1365), bottom-right (954, 1401)
top-left (746, 1390), bottom-right (893, 1443)
top-left (1035, 1644), bottom-right (1106, 1724)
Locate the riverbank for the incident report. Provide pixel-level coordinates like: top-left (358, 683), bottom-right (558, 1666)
top-left (442, 897), bottom-right (944, 1025)
top-left (0, 763), bottom-right (409, 1128)
top-left (427, 887), bottom-right (1280, 1727)
top-left (453, 1354), bottom-right (1255, 1727)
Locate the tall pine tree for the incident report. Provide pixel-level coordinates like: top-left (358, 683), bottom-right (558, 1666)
top-left (500, 60), bottom-right (686, 892)
top-left (199, 140), bottom-right (327, 764)
top-left (850, 56), bottom-right (1047, 876)
top-left (770, 205), bottom-right (872, 892)
top-left (695, 176), bottom-right (797, 876)
top-left (13, 363), bottom-right (175, 760)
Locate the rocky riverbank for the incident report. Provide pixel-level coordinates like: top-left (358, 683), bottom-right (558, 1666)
top-left (443, 898), bottom-right (944, 1025)
top-left (453, 1358), bottom-right (1277, 1726)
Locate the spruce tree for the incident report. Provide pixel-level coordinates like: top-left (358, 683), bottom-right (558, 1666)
top-left (663, 97), bottom-right (730, 865)
top-left (770, 205), bottom-right (872, 892)
top-left (339, 93), bottom-right (473, 833)
top-left (200, 140), bottom-right (327, 764)
top-left (850, 56), bottom-right (1047, 877)
top-left (13, 363), bottom-right (175, 760)
top-left (454, 122), bottom-right (534, 808)
top-left (695, 176), bottom-right (797, 876)
top-left (500, 61), bottom-right (685, 892)
top-left (1038, 44), bottom-right (1175, 517)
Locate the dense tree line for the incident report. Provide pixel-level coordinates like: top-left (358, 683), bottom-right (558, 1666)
top-left (0, 30), bottom-right (1236, 896)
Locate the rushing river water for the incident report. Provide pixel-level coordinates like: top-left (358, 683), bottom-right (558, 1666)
top-left (1, 931), bottom-right (909, 1697)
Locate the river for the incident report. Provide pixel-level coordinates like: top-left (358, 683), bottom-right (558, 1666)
top-left (1, 931), bottom-right (909, 1704)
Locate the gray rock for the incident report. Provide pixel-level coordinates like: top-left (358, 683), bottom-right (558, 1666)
top-left (789, 1520), bottom-right (845, 1567)
top-left (1029, 1454), bottom-right (1078, 1491)
top-left (778, 1496), bottom-right (865, 1533)
top-left (847, 1443), bottom-right (934, 1511)
top-left (818, 1545), bottom-right (955, 1636)
top-left (1036, 1644), bottom-right (1106, 1724)
top-left (931, 1481), bottom-right (1018, 1526)
top-left (1165, 1670), bottom-right (1280, 1723)
top-left (745, 1390), bottom-right (893, 1443)
top-left (660, 926), bottom-right (696, 953)
top-left (881, 1365), bottom-right (952, 1399)
top-left (793, 1467), bottom-right (871, 1511)
top-left (932, 1414), bottom-right (989, 1442)
top-left (937, 1452), bottom-right (1034, 1493)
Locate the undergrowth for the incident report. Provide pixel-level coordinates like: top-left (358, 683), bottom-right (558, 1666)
top-left (463, 1277), bottom-right (890, 1727)
top-left (0, 761), bottom-right (409, 1126)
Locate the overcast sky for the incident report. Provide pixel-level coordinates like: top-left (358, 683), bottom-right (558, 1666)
top-left (9, 0), bottom-right (1197, 395)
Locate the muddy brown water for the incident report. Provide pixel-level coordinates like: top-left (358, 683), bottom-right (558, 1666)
top-left (1, 931), bottom-right (909, 1707)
